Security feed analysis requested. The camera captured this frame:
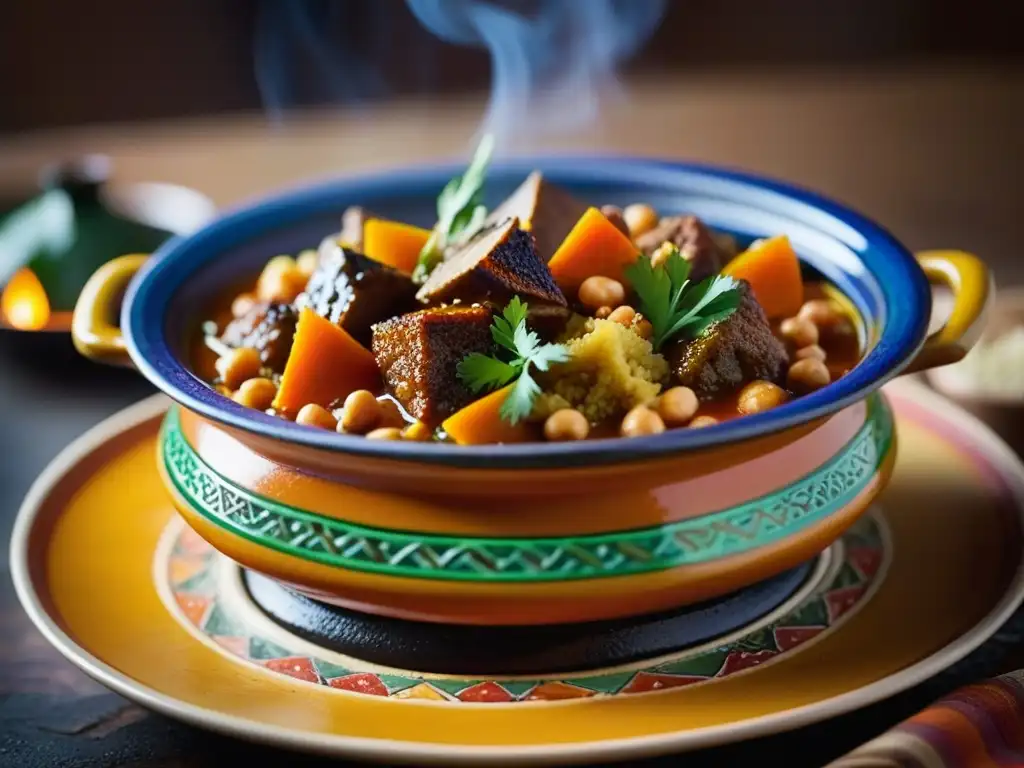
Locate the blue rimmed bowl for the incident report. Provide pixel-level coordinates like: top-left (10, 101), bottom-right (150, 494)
top-left (70, 158), bottom-right (992, 625)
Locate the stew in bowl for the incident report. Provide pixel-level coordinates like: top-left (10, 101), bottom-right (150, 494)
top-left (73, 149), bottom-right (989, 472)
top-left (192, 147), bottom-right (865, 448)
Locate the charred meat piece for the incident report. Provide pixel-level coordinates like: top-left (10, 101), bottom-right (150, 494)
top-left (524, 303), bottom-right (573, 342)
top-left (483, 171), bottom-right (590, 261)
top-left (418, 217), bottom-right (566, 307)
top-left (666, 281), bottom-right (789, 398)
top-left (220, 302), bottom-right (298, 373)
top-left (295, 241), bottom-right (417, 348)
top-left (635, 215), bottom-right (733, 282)
top-left (371, 306), bottom-right (494, 426)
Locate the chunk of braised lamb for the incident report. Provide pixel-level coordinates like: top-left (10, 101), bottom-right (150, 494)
top-left (417, 216), bottom-right (566, 307)
top-left (482, 171), bottom-right (591, 262)
top-left (220, 302), bottom-right (298, 373)
top-left (371, 306), bottom-right (495, 427)
top-left (295, 242), bottom-right (417, 348)
top-left (666, 281), bottom-right (788, 398)
top-left (635, 215), bottom-right (733, 282)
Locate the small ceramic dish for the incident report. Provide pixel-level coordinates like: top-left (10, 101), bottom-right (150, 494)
top-left (926, 285), bottom-right (1024, 455)
top-left (1, 155), bottom-right (215, 335)
top-left (71, 158), bottom-right (992, 625)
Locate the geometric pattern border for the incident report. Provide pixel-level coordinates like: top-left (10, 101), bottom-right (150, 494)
top-left (160, 394), bottom-right (891, 583)
top-left (163, 513), bottom-right (884, 703)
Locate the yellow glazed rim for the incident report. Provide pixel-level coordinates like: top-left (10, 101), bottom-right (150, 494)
top-left (10, 379), bottom-right (1024, 765)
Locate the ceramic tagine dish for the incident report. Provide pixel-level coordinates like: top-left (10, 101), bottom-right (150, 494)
top-left (69, 143), bottom-right (992, 626)
top-left (13, 148), bottom-right (1021, 764)
top-left (0, 155), bottom-right (214, 349)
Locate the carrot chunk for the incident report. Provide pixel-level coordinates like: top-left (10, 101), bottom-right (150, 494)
top-left (547, 207), bottom-right (640, 295)
top-left (362, 218), bottom-right (433, 275)
top-left (272, 308), bottom-right (380, 412)
top-left (722, 235), bottom-right (804, 319)
top-left (441, 385), bottom-right (536, 445)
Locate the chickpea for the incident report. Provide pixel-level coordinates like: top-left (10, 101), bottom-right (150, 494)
top-left (787, 358), bottom-right (831, 395)
top-left (296, 403), bottom-right (338, 430)
top-left (376, 397), bottom-right (408, 428)
top-left (737, 380), bottom-right (788, 415)
top-left (623, 203), bottom-right (659, 238)
top-left (578, 276), bottom-right (626, 311)
top-left (231, 292), bottom-right (257, 318)
top-left (296, 249), bottom-right (319, 277)
top-left (257, 256), bottom-right (307, 304)
top-left (607, 305), bottom-right (636, 327)
top-left (798, 299), bottom-right (844, 330)
top-left (595, 305), bottom-right (613, 319)
top-left (620, 405), bottom-right (666, 438)
top-left (650, 241), bottom-right (676, 269)
top-left (366, 427), bottom-right (404, 441)
top-left (795, 344), bottom-right (827, 362)
top-left (632, 315), bottom-right (654, 341)
top-left (689, 415), bottom-right (720, 428)
top-left (600, 205), bottom-right (631, 238)
top-left (402, 421), bottom-right (433, 442)
top-left (657, 386), bottom-right (699, 426)
top-left (544, 409), bottom-right (590, 442)
top-left (779, 316), bottom-right (819, 348)
top-left (232, 377), bottom-right (278, 411)
top-left (339, 390), bottom-right (381, 434)
top-left (215, 347), bottom-right (261, 391)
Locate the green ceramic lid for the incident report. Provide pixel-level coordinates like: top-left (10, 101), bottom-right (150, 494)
top-left (0, 155), bottom-right (214, 313)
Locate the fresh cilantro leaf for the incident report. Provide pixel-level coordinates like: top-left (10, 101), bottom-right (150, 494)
top-left (457, 353), bottom-right (519, 394)
top-left (413, 134), bottom-right (495, 284)
top-left (529, 341), bottom-right (571, 371)
top-left (456, 297), bottom-right (572, 425)
top-left (665, 250), bottom-right (692, 299)
top-left (491, 295), bottom-right (527, 352)
top-left (502, 294), bottom-right (529, 328)
top-left (500, 368), bottom-right (541, 425)
top-left (512, 316), bottom-right (541, 362)
top-left (625, 245), bottom-right (742, 350)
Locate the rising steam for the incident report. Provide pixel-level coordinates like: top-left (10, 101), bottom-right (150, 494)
top-left (254, 0), bottom-right (667, 142)
top-left (255, 0), bottom-right (389, 120)
top-left (405, 0), bottom-right (667, 146)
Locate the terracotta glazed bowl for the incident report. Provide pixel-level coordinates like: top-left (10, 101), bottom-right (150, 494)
top-left (71, 158), bottom-right (992, 625)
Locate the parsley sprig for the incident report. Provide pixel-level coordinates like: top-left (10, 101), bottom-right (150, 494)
top-left (457, 297), bottom-right (570, 424)
top-left (412, 134), bottom-right (494, 284)
top-left (625, 245), bottom-right (743, 351)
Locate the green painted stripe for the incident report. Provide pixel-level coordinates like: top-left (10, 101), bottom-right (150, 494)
top-left (161, 396), bottom-right (892, 583)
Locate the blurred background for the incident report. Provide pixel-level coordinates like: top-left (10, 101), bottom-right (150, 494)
top-left (1, 0), bottom-right (1023, 762)
top-left (3, 0), bottom-right (1023, 131)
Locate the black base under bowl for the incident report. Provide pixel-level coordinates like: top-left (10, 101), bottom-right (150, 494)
top-left (0, 327), bottom-right (150, 387)
top-left (243, 560), bottom-right (814, 676)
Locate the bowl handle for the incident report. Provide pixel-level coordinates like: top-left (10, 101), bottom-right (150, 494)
top-left (71, 253), bottom-right (148, 367)
top-left (901, 250), bottom-right (994, 374)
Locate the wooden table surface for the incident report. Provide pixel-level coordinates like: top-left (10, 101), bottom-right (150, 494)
top-left (2, 64), bottom-right (1024, 766)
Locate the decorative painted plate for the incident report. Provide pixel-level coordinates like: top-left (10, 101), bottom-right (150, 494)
top-left (11, 379), bottom-right (1024, 765)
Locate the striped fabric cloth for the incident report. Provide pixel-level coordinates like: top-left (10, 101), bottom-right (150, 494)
top-left (830, 670), bottom-right (1024, 767)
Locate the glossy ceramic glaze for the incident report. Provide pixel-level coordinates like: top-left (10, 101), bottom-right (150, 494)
top-left (160, 395), bottom-right (893, 623)
top-left (70, 159), bottom-right (992, 622)
top-left (12, 381), bottom-right (1024, 763)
